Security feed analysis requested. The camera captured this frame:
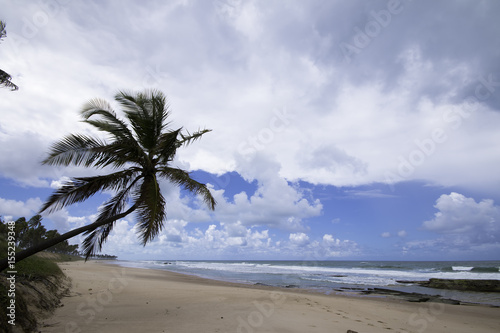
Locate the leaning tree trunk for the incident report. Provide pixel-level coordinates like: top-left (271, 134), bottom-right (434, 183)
top-left (0, 206), bottom-right (136, 272)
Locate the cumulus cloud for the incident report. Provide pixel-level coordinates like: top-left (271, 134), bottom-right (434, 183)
top-left (99, 220), bottom-right (358, 260)
top-left (321, 234), bottom-right (358, 257)
top-left (282, 233), bottom-right (359, 258)
top-left (423, 192), bottom-right (500, 244)
top-left (210, 154), bottom-right (323, 231)
top-left (50, 176), bottom-right (71, 189)
top-left (397, 230), bottom-right (407, 237)
top-left (402, 192), bottom-right (500, 258)
top-left (289, 232), bottom-right (310, 246)
top-left (0, 197), bottom-right (42, 217)
top-left (100, 219), bottom-right (274, 259)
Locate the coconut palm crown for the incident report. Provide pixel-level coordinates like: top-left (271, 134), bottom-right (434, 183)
top-left (40, 89), bottom-right (216, 258)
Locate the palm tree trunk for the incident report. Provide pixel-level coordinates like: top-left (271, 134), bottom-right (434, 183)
top-left (0, 206), bottom-right (136, 272)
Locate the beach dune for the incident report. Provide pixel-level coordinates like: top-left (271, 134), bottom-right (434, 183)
top-left (41, 261), bottom-right (499, 333)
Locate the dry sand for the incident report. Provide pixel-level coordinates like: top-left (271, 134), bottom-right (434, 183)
top-left (40, 261), bottom-right (499, 333)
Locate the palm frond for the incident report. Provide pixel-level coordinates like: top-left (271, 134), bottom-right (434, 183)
top-left (0, 22), bottom-right (18, 91)
top-left (89, 140), bottom-right (146, 169)
top-left (42, 134), bottom-right (107, 167)
top-left (115, 90), bottom-right (171, 152)
top-left (80, 99), bottom-right (135, 141)
top-left (81, 177), bottom-right (141, 258)
top-left (0, 69), bottom-right (19, 91)
top-left (159, 167), bottom-right (216, 210)
top-left (154, 129), bottom-right (181, 164)
top-left (81, 224), bottom-right (116, 259)
top-left (133, 175), bottom-right (166, 245)
top-left (42, 133), bottom-right (145, 169)
top-left (178, 129), bottom-right (212, 147)
top-left (39, 169), bottom-right (139, 214)
top-left (150, 90), bottom-right (170, 133)
top-left (0, 21), bottom-right (6, 40)
top-left (115, 91), bottom-right (151, 147)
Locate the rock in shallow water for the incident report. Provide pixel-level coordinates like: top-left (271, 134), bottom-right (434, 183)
top-left (404, 279), bottom-right (500, 292)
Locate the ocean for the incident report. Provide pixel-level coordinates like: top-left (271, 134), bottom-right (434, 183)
top-left (112, 260), bottom-right (500, 306)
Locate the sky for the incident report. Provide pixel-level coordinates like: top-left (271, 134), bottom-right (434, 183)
top-left (1, 0), bottom-right (499, 261)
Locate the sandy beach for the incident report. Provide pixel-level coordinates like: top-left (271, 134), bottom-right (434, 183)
top-left (40, 261), bottom-right (499, 333)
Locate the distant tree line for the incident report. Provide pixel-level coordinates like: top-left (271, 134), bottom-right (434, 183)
top-left (87, 254), bottom-right (118, 260)
top-left (0, 215), bottom-right (115, 259)
top-left (0, 215), bottom-right (79, 255)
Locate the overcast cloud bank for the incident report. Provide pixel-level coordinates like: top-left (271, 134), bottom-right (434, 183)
top-left (1, 0), bottom-right (499, 260)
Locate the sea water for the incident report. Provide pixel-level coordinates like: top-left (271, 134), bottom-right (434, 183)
top-left (112, 260), bottom-right (500, 306)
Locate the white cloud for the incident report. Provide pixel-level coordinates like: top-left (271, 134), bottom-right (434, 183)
top-left (100, 219), bottom-right (274, 259)
top-left (1, 0), bottom-right (499, 203)
top-left (42, 209), bottom-right (91, 242)
top-left (399, 192), bottom-right (500, 258)
top-left (345, 189), bottom-right (396, 199)
top-left (423, 192), bottom-right (500, 244)
top-left (1, 1), bottom-right (500, 260)
top-left (321, 234), bottom-right (358, 257)
top-left (50, 176), bottom-right (71, 189)
top-left (381, 230), bottom-right (407, 238)
top-left (289, 232), bottom-right (310, 246)
top-left (159, 181), bottom-right (213, 223)
top-left (1, 1), bottom-right (499, 194)
top-left (209, 154), bottom-right (322, 231)
top-left (99, 221), bottom-right (359, 260)
top-left (322, 234), bottom-right (336, 244)
top-left (0, 197), bottom-right (42, 217)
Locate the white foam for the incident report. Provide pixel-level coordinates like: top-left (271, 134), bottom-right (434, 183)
top-left (137, 261), bottom-right (500, 288)
top-left (452, 266), bottom-right (473, 271)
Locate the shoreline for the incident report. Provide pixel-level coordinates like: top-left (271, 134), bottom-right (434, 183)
top-left (40, 261), bottom-right (499, 333)
top-left (113, 259), bottom-right (500, 307)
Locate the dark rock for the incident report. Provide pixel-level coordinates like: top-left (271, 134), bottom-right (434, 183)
top-left (418, 279), bottom-right (500, 292)
top-left (340, 287), bottom-right (365, 291)
top-left (396, 280), bottom-right (423, 284)
top-left (347, 330), bottom-right (358, 333)
top-left (361, 287), bottom-right (461, 304)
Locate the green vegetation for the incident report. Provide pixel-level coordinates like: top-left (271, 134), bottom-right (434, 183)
top-left (0, 249), bottom-right (74, 332)
top-left (0, 215), bottom-right (80, 262)
top-left (15, 255), bottom-right (62, 279)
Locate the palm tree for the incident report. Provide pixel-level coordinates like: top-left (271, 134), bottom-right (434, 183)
top-left (0, 89), bottom-right (215, 271)
top-left (0, 20), bottom-right (19, 91)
